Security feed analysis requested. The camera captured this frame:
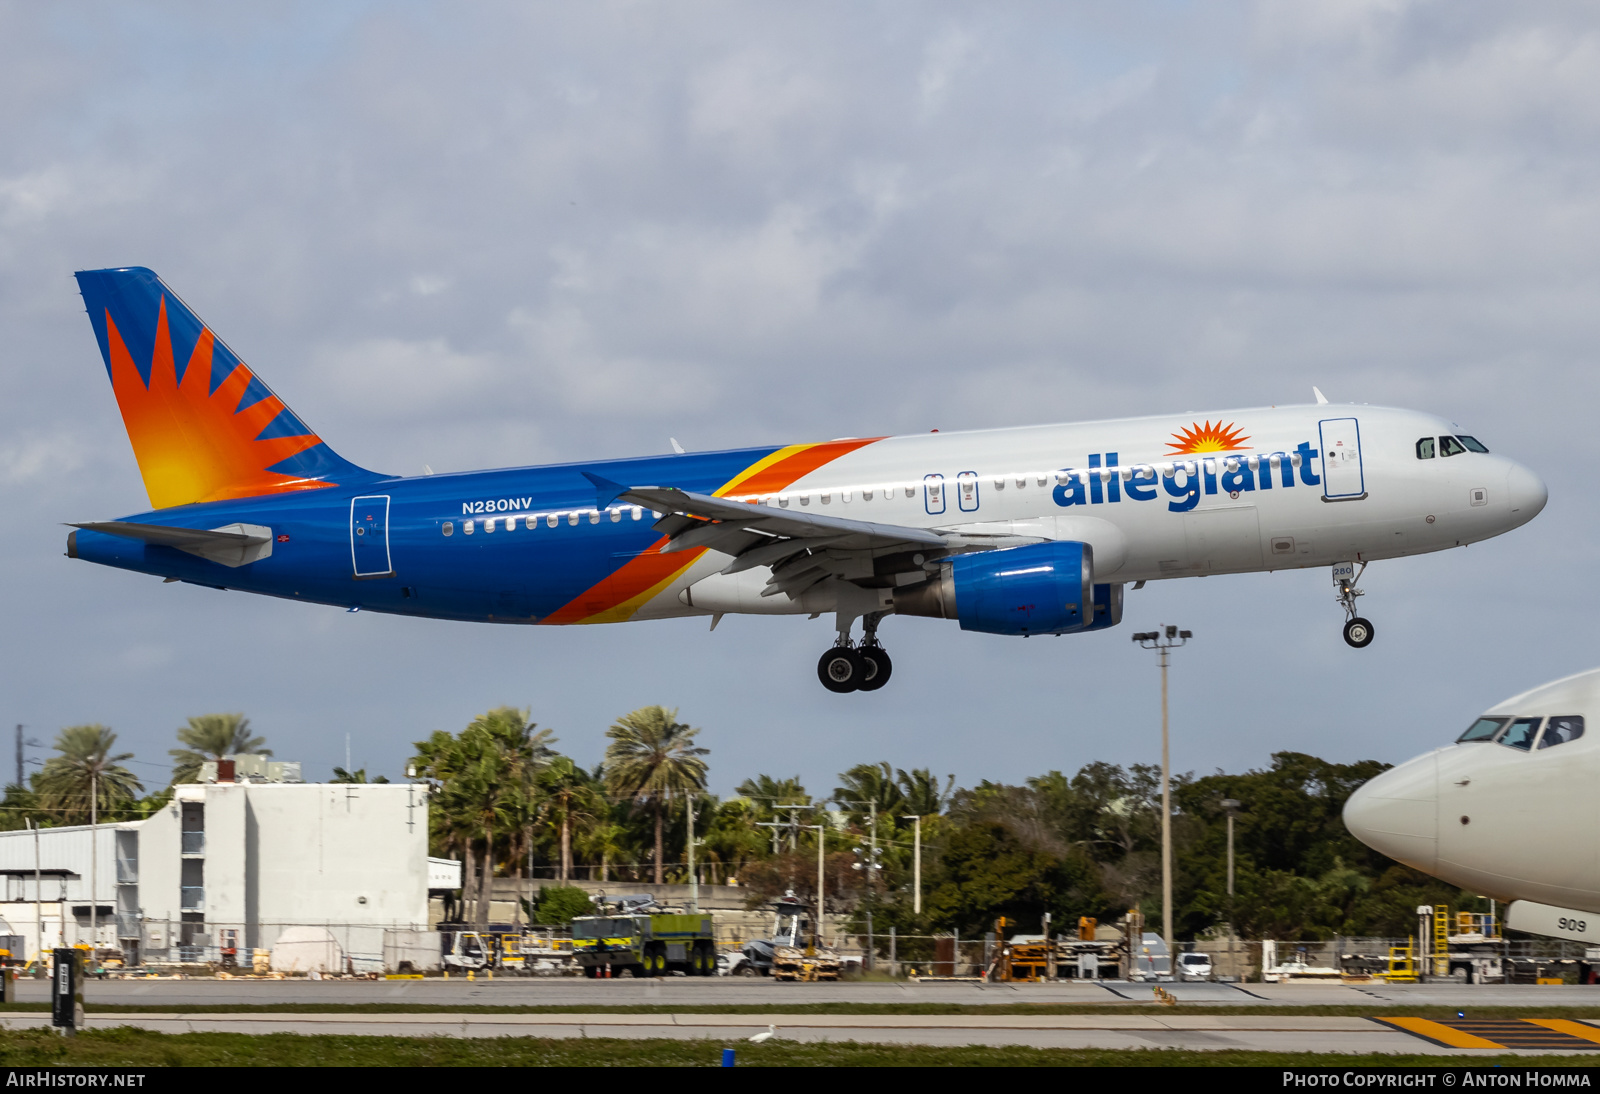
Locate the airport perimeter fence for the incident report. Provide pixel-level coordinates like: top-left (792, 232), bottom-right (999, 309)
top-left (48, 918), bottom-right (1600, 980)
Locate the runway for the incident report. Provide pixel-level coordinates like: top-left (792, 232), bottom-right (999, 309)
top-left (2, 1008), bottom-right (1598, 1053)
top-left (6, 978), bottom-right (1600, 1053)
top-left (9, 975), bottom-right (1600, 1009)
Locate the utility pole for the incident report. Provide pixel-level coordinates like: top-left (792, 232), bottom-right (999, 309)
top-left (1133, 625), bottom-right (1191, 960)
top-left (901, 814), bottom-right (922, 915)
top-left (32, 819), bottom-right (42, 974)
top-left (687, 793), bottom-right (698, 913)
top-left (89, 770), bottom-right (97, 965)
top-left (14, 725), bottom-right (22, 790)
top-left (806, 823), bottom-right (826, 950)
top-left (1221, 799), bottom-right (1241, 898)
top-left (841, 798), bottom-right (883, 970)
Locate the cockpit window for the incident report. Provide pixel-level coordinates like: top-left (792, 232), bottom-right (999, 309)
top-left (1498, 717), bottom-right (1541, 751)
top-left (1440, 436), bottom-right (1467, 457)
top-left (1457, 435), bottom-right (1489, 453)
top-left (1537, 716), bottom-right (1584, 749)
top-left (1457, 717), bottom-right (1507, 742)
top-left (1416, 438), bottom-right (1436, 460)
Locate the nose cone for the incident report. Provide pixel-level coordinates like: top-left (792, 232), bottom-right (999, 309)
top-left (1343, 754), bottom-right (1438, 873)
top-left (1506, 462), bottom-right (1548, 526)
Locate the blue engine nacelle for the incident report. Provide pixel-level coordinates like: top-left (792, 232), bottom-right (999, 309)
top-left (893, 541), bottom-right (1123, 636)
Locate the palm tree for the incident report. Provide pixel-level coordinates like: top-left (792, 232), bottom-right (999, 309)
top-left (539, 757), bottom-right (606, 883)
top-left (832, 762), bottom-right (905, 829)
top-left (35, 725), bottom-right (142, 826)
top-left (604, 706), bottom-right (709, 885)
top-left (735, 774), bottom-right (810, 818)
top-left (896, 768), bottom-right (954, 819)
top-left (169, 713), bottom-right (268, 784)
top-left (457, 707), bottom-right (555, 924)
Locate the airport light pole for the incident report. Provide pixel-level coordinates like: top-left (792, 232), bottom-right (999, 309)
top-left (806, 823), bottom-right (826, 949)
top-left (1221, 799), bottom-right (1241, 898)
top-left (1132, 625), bottom-right (1191, 961)
top-left (686, 792), bottom-right (699, 914)
top-left (901, 815), bottom-right (922, 915)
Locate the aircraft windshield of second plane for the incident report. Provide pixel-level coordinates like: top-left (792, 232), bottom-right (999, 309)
top-left (1456, 715), bottom-right (1585, 752)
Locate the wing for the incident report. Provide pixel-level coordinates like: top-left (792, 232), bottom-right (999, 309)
top-left (587, 474), bottom-right (958, 600)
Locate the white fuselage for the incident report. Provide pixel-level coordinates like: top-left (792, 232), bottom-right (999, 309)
top-left (1345, 668), bottom-right (1600, 940)
top-left (663, 402), bottom-right (1546, 619)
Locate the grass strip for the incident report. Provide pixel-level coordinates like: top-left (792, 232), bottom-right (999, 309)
top-left (0, 1029), bottom-right (1598, 1067)
top-left (5, 1002), bottom-right (1600, 1019)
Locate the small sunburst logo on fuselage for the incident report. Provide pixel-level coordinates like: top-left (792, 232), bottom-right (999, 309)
top-left (1166, 421), bottom-right (1252, 455)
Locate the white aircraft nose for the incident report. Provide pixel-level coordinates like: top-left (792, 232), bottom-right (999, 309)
top-left (1343, 754), bottom-right (1437, 873)
top-left (1506, 462), bottom-right (1548, 524)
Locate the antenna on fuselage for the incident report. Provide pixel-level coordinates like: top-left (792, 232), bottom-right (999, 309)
top-left (1313, 387), bottom-right (1329, 405)
top-left (670, 438), bottom-right (686, 455)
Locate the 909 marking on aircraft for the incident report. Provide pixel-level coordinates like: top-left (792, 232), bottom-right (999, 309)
top-left (65, 268), bottom-right (1548, 692)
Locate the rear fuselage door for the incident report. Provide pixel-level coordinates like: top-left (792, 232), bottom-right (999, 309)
top-left (350, 495), bottom-right (393, 577)
top-left (1318, 418), bottom-right (1366, 499)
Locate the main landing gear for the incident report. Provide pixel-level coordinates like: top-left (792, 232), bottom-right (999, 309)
top-left (1336, 562), bottom-right (1375, 649)
top-left (818, 612), bottom-right (893, 693)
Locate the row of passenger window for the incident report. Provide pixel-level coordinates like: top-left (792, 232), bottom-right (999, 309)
top-left (1416, 435), bottom-right (1489, 460)
top-left (1456, 715), bottom-right (1584, 751)
top-left (443, 506), bottom-right (648, 536)
top-left (441, 454), bottom-right (1303, 535)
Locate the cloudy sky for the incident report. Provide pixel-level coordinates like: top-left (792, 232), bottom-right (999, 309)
top-left (2, 1), bottom-right (1595, 799)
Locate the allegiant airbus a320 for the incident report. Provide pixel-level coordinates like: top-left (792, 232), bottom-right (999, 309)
top-left (67, 268), bottom-right (1547, 691)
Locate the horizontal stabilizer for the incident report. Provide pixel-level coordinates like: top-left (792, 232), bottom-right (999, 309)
top-left (69, 520), bottom-right (274, 568)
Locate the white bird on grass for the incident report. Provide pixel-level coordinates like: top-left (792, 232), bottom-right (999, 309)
top-left (748, 1024), bottom-right (777, 1043)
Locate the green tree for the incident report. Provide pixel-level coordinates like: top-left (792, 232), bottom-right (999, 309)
top-left (410, 708), bottom-right (555, 924)
top-left (35, 725), bottom-right (142, 827)
top-left (169, 713), bottom-right (268, 784)
top-left (538, 756), bottom-right (606, 882)
top-left (530, 884), bottom-right (596, 926)
top-left (604, 706), bottom-right (709, 885)
top-left (896, 768), bottom-right (954, 819)
top-left (832, 762), bottom-right (905, 829)
top-left (735, 775), bottom-right (810, 821)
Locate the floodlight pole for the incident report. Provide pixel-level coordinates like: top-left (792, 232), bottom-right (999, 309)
top-left (1133, 625), bottom-right (1191, 963)
top-left (1221, 799), bottom-right (1241, 899)
top-left (687, 793), bottom-right (698, 914)
top-left (89, 770), bottom-right (97, 966)
top-left (806, 823), bottom-right (826, 949)
top-left (901, 814), bottom-right (922, 915)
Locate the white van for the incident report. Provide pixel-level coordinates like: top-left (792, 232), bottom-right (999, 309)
top-left (1177, 952), bottom-right (1213, 981)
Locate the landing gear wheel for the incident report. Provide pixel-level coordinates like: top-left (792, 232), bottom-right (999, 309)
top-left (856, 647), bottom-right (893, 691)
top-left (818, 647), bottom-right (864, 692)
top-left (1343, 617), bottom-right (1375, 648)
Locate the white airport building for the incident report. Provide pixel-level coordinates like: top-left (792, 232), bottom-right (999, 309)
top-left (0, 767), bottom-right (458, 972)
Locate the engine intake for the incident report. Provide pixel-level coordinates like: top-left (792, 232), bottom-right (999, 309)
top-left (894, 541), bottom-right (1118, 636)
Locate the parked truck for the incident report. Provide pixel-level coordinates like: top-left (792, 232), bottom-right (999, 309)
top-left (571, 895), bottom-right (716, 978)
top-left (721, 895), bottom-right (841, 981)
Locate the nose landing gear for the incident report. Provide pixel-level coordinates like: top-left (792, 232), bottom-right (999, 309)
top-left (817, 612), bottom-right (893, 693)
top-left (1336, 562), bottom-right (1375, 648)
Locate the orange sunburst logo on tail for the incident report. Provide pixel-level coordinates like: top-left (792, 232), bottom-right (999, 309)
top-left (105, 297), bottom-right (334, 509)
top-left (1165, 420), bottom-right (1252, 455)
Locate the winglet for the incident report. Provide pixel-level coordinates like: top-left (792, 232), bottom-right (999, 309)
top-left (1313, 386), bottom-right (1329, 405)
top-left (582, 471), bottom-right (629, 509)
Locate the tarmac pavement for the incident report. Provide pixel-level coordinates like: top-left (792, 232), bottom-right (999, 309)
top-left (8, 975), bottom-right (1599, 1008)
top-left (0, 1008), bottom-right (1593, 1053)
